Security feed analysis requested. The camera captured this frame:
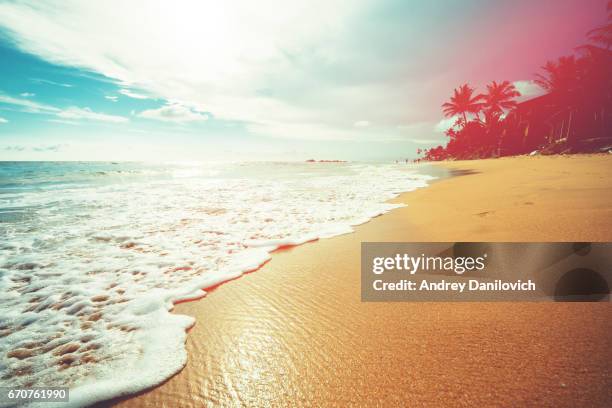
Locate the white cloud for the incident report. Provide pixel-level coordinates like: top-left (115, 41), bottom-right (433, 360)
top-left (0, 94), bottom-right (56, 113)
top-left (57, 107), bottom-right (128, 123)
top-left (20, 92), bottom-right (35, 97)
top-left (0, 0), bottom-right (381, 140)
top-left (3, 145), bottom-right (26, 151)
top-left (407, 138), bottom-right (440, 145)
top-left (105, 95), bottom-right (118, 102)
top-left (513, 80), bottom-right (545, 101)
top-left (247, 120), bottom-right (356, 140)
top-left (138, 103), bottom-right (208, 123)
top-left (353, 120), bottom-right (370, 127)
top-left (0, 1), bottom-right (479, 144)
top-left (30, 78), bottom-right (73, 87)
top-left (119, 89), bottom-right (148, 99)
top-left (32, 144), bottom-right (63, 152)
top-left (3, 144), bottom-right (65, 152)
top-left (0, 93), bottom-right (127, 123)
top-left (434, 116), bottom-right (459, 133)
top-left (47, 119), bottom-right (79, 125)
top-left (0, 117), bottom-right (7, 123)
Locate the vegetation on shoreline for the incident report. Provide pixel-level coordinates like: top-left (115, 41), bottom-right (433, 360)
top-left (418, 1), bottom-right (612, 161)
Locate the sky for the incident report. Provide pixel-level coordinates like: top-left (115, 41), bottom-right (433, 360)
top-left (0, 0), bottom-right (608, 161)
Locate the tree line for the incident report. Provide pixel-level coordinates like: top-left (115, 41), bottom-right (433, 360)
top-left (418, 1), bottom-right (612, 161)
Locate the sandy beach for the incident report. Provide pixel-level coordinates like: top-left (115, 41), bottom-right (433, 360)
top-left (115, 154), bottom-right (612, 407)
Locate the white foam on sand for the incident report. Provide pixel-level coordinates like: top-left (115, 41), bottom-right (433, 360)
top-left (0, 162), bottom-right (434, 407)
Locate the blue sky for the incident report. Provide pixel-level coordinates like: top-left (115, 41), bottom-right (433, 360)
top-left (0, 0), bottom-right (607, 161)
top-left (0, 39), bottom-right (255, 160)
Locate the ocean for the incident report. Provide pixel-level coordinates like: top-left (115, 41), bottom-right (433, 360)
top-left (0, 161), bottom-right (433, 407)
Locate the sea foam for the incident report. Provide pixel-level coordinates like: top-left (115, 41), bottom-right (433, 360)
top-left (0, 161), bottom-right (433, 407)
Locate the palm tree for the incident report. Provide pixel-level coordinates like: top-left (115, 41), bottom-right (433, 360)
top-left (534, 56), bottom-right (581, 94)
top-left (586, 0), bottom-right (612, 50)
top-left (441, 84), bottom-right (484, 128)
top-left (482, 80), bottom-right (521, 117)
top-left (478, 81), bottom-right (520, 157)
top-left (533, 55), bottom-right (598, 146)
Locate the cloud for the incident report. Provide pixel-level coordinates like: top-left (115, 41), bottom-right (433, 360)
top-left (138, 103), bottom-right (208, 123)
top-left (3, 145), bottom-right (25, 151)
top-left (0, 0), bottom-right (386, 140)
top-left (407, 138), bottom-right (441, 145)
top-left (0, 0), bottom-right (500, 142)
top-left (30, 78), bottom-right (73, 87)
top-left (246, 119), bottom-right (358, 141)
top-left (0, 93), bottom-right (128, 123)
top-left (20, 92), bottom-right (35, 97)
top-left (57, 107), bottom-right (128, 123)
top-left (0, 117), bottom-right (7, 123)
top-left (32, 144), bottom-right (63, 152)
top-left (513, 80), bottom-right (545, 101)
top-left (0, 94), bottom-right (57, 113)
top-left (119, 89), bottom-right (148, 99)
top-left (353, 120), bottom-right (370, 127)
top-left (47, 119), bottom-right (79, 125)
top-left (105, 95), bottom-right (118, 102)
top-left (3, 144), bottom-right (65, 152)
top-left (434, 116), bottom-right (459, 133)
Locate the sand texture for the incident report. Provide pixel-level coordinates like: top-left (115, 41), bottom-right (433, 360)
top-left (115, 154), bottom-right (612, 407)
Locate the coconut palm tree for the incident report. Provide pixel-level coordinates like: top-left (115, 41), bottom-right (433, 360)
top-left (534, 56), bottom-right (581, 94)
top-left (441, 84), bottom-right (484, 128)
top-left (586, 0), bottom-right (612, 49)
top-left (481, 80), bottom-right (521, 117)
top-left (477, 81), bottom-right (521, 157)
top-left (534, 51), bottom-right (606, 146)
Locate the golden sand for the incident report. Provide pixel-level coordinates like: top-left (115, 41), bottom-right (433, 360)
top-left (115, 154), bottom-right (612, 407)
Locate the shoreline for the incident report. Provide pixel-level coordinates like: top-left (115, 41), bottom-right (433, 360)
top-left (115, 154), bottom-right (612, 407)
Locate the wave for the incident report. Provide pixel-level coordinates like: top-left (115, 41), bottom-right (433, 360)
top-left (0, 161), bottom-right (434, 407)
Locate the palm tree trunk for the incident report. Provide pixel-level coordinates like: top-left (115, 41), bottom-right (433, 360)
top-left (462, 112), bottom-right (468, 128)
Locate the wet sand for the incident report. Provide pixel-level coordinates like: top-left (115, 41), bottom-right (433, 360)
top-left (117, 154), bottom-right (612, 407)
